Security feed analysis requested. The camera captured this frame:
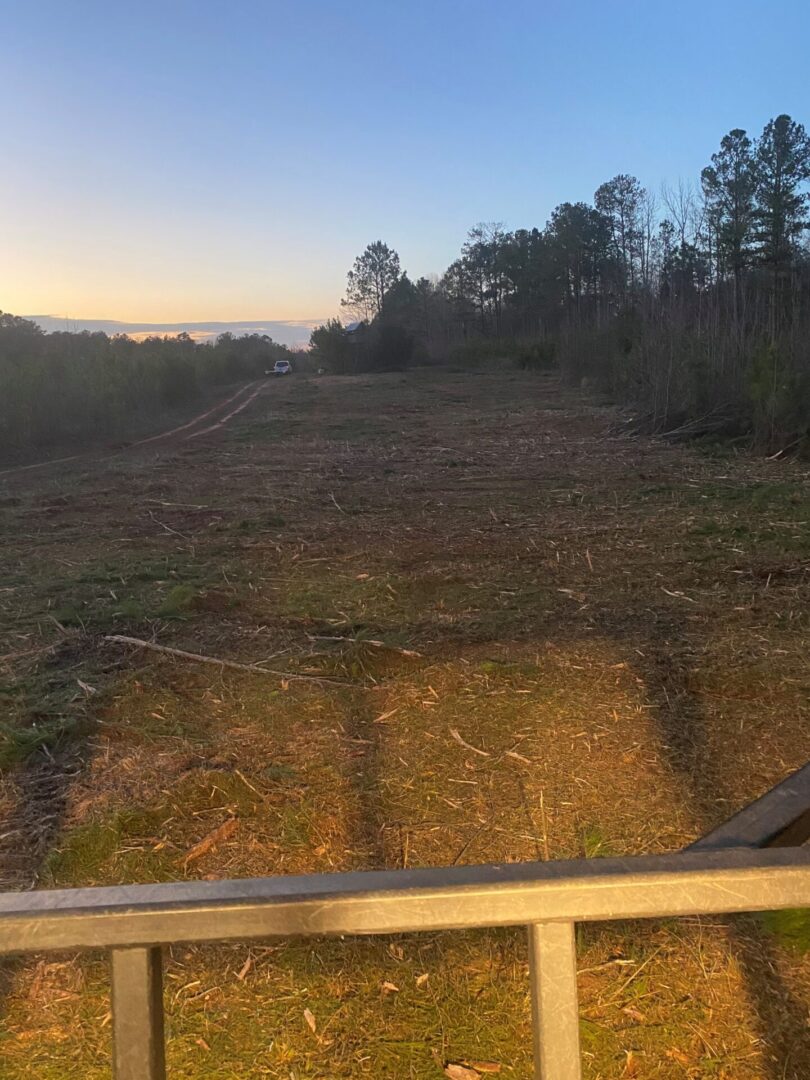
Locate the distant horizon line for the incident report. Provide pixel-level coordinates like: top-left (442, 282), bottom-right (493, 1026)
top-left (25, 314), bottom-right (329, 328)
top-left (23, 314), bottom-right (331, 348)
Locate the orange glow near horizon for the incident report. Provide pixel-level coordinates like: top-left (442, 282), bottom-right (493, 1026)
top-left (0, 232), bottom-right (341, 326)
top-left (0, 273), bottom-right (334, 326)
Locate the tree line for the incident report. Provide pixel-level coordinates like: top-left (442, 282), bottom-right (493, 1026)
top-left (311, 114), bottom-right (810, 452)
top-left (0, 314), bottom-right (291, 453)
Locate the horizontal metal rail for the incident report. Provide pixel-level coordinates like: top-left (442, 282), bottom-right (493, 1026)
top-left (0, 847), bottom-right (808, 954)
top-left (1, 763), bottom-right (808, 1079)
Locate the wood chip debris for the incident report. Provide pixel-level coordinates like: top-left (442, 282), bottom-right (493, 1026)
top-left (505, 749), bottom-right (533, 765)
top-left (449, 728), bottom-right (490, 757)
top-left (444, 1063), bottom-right (502, 1078)
top-left (181, 817), bottom-right (238, 867)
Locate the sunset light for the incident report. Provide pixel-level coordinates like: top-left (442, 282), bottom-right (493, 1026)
top-left (2, 3), bottom-right (809, 1078)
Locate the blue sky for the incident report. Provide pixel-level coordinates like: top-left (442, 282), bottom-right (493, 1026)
top-left (2, 0), bottom-right (809, 327)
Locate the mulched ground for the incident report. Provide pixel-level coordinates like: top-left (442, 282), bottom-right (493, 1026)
top-left (0, 368), bottom-right (808, 1078)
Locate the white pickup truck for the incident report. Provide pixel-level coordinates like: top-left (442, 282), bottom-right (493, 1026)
top-left (267, 360), bottom-right (292, 376)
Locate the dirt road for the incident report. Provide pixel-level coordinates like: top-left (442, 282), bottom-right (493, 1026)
top-left (0, 378), bottom-right (267, 479)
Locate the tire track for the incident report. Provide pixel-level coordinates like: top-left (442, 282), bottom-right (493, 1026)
top-left (0, 379), bottom-right (266, 479)
top-left (130, 379), bottom-right (261, 447)
top-left (185, 380), bottom-right (266, 440)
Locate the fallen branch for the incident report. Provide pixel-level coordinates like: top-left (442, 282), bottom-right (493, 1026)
top-left (659, 404), bottom-right (741, 443)
top-left (449, 727), bottom-right (490, 757)
top-left (767, 434), bottom-right (807, 460)
top-left (660, 419), bottom-right (733, 443)
top-left (103, 635), bottom-right (351, 685)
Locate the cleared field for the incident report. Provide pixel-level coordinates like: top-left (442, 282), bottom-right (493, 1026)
top-left (0, 368), bottom-right (808, 1078)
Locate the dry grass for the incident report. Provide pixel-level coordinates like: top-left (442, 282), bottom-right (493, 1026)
top-left (0, 369), bottom-right (808, 1077)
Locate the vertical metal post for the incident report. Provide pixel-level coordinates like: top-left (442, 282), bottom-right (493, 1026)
top-left (528, 921), bottom-right (582, 1080)
top-left (111, 946), bottom-right (166, 1080)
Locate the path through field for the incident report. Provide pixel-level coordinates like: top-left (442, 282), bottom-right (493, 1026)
top-left (0, 369), bottom-right (808, 1078)
top-left (0, 378), bottom-right (266, 479)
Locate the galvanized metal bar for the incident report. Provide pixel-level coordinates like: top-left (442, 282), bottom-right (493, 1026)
top-left (111, 946), bottom-right (166, 1080)
top-left (0, 847), bottom-right (808, 954)
top-left (529, 922), bottom-right (581, 1080)
top-left (689, 762), bottom-right (810, 851)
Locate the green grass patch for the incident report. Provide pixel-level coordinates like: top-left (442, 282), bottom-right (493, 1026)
top-left (0, 656), bottom-right (103, 766)
top-left (273, 563), bottom-right (554, 646)
top-left (114, 597), bottom-right (146, 620)
top-left (759, 908), bottom-right (810, 953)
top-left (580, 823), bottom-right (615, 859)
top-left (156, 583), bottom-right (201, 618)
top-left (43, 770), bottom-right (266, 888)
top-left (475, 658), bottom-right (542, 678)
top-left (0, 715), bottom-right (83, 768)
top-left (690, 480), bottom-right (809, 515)
top-left (42, 808), bottom-right (173, 886)
top-left (51, 604), bottom-right (85, 628)
top-left (29, 554), bottom-right (242, 634)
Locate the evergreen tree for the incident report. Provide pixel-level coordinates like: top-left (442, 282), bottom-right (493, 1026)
top-left (701, 129), bottom-right (756, 315)
top-left (753, 114), bottom-right (810, 319)
top-left (594, 175), bottom-right (645, 297)
top-left (342, 241), bottom-right (402, 320)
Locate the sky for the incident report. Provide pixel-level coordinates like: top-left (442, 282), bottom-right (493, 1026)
top-left (2, 0), bottom-right (809, 336)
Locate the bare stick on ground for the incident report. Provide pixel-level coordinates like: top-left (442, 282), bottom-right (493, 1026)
top-left (103, 635), bottom-right (351, 685)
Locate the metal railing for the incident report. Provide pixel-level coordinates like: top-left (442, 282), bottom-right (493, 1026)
top-left (1, 763), bottom-right (809, 1080)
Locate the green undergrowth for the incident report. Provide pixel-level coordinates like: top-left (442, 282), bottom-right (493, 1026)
top-left (0, 714), bottom-right (87, 768)
top-left (447, 337), bottom-right (558, 372)
top-left (662, 480), bottom-right (810, 564)
top-left (41, 555), bottom-right (244, 633)
top-left (689, 480), bottom-right (809, 517)
top-left (0, 652), bottom-right (103, 767)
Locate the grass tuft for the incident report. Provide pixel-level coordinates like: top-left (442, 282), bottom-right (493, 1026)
top-left (157, 584), bottom-right (201, 619)
top-left (580, 823), bottom-right (614, 859)
top-left (0, 716), bottom-right (82, 768)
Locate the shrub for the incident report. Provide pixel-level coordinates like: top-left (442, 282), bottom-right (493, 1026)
top-left (0, 314), bottom-right (293, 453)
top-left (515, 340), bottom-right (557, 371)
